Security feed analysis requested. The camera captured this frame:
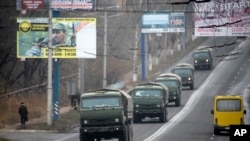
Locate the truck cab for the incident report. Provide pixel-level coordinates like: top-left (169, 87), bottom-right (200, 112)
top-left (128, 82), bottom-right (169, 123)
top-left (171, 63), bottom-right (195, 90)
top-left (155, 73), bottom-right (182, 106)
top-left (211, 95), bottom-right (246, 135)
top-left (79, 89), bottom-right (133, 141)
top-left (192, 46), bottom-right (213, 70)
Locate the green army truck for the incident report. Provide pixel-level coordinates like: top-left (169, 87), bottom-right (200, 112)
top-left (128, 82), bottom-right (169, 123)
top-left (79, 89), bottom-right (133, 141)
top-left (155, 73), bottom-right (182, 106)
top-left (192, 46), bottom-right (213, 70)
top-left (172, 63), bottom-right (195, 90)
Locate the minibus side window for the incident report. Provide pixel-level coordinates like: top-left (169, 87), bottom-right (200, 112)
top-left (216, 99), bottom-right (241, 111)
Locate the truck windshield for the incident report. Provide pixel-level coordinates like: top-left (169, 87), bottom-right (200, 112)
top-left (155, 80), bottom-right (178, 87)
top-left (81, 96), bottom-right (120, 108)
top-left (174, 68), bottom-right (192, 75)
top-left (134, 89), bottom-right (162, 97)
top-left (194, 52), bottom-right (209, 58)
top-left (216, 99), bottom-right (241, 111)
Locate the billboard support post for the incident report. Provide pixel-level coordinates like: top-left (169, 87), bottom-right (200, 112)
top-left (141, 33), bottom-right (146, 81)
top-left (53, 11), bottom-right (60, 121)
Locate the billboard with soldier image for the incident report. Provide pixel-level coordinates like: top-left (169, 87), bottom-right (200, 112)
top-left (17, 17), bottom-right (96, 58)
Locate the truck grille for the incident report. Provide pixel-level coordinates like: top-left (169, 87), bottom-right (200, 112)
top-left (139, 104), bottom-right (157, 108)
top-left (87, 119), bottom-right (116, 126)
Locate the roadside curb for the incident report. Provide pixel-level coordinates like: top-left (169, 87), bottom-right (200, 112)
top-left (0, 129), bottom-right (58, 133)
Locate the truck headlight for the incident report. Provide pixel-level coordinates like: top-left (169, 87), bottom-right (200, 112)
top-left (135, 104), bottom-right (139, 108)
top-left (84, 120), bottom-right (88, 124)
top-left (115, 118), bottom-right (119, 123)
top-left (157, 104), bottom-right (161, 108)
top-left (194, 60), bottom-right (197, 63)
top-left (206, 59), bottom-right (209, 62)
top-left (188, 77), bottom-right (192, 81)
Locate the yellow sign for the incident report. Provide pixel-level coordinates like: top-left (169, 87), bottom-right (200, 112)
top-left (19, 21), bottom-right (31, 33)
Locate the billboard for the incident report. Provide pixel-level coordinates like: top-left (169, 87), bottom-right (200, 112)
top-left (194, 0), bottom-right (250, 36)
top-left (17, 18), bottom-right (96, 58)
top-left (18, 0), bottom-right (47, 10)
top-left (141, 12), bottom-right (185, 33)
top-left (16, 0), bottom-right (95, 11)
top-left (52, 0), bottom-right (95, 11)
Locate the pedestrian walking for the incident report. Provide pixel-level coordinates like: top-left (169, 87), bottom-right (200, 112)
top-left (18, 102), bottom-right (28, 125)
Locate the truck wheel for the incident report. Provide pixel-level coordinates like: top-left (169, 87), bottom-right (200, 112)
top-left (175, 95), bottom-right (181, 107)
top-left (133, 115), bottom-right (140, 123)
top-left (207, 64), bottom-right (210, 70)
top-left (194, 66), bottom-right (198, 70)
top-left (214, 128), bottom-right (220, 135)
top-left (159, 110), bottom-right (166, 123)
top-left (209, 61), bottom-right (213, 70)
top-left (80, 134), bottom-right (93, 141)
top-left (190, 84), bottom-right (194, 90)
top-left (119, 126), bottom-right (128, 141)
top-left (79, 132), bottom-right (84, 141)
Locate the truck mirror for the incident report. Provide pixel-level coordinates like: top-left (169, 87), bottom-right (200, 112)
top-left (244, 109), bottom-right (246, 114)
top-left (211, 110), bottom-right (214, 114)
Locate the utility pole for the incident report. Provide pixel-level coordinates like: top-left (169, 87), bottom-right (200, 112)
top-left (79, 58), bottom-right (84, 93)
top-left (102, 6), bottom-right (122, 88)
top-left (103, 10), bottom-right (107, 88)
top-left (132, 0), bottom-right (143, 82)
top-left (133, 24), bottom-right (139, 82)
top-left (47, 0), bottom-right (53, 126)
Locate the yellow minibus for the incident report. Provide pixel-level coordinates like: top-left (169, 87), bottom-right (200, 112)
top-left (211, 95), bottom-right (246, 135)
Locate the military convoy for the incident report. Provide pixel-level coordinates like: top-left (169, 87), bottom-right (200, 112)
top-left (192, 46), bottom-right (213, 70)
top-left (78, 47), bottom-right (216, 140)
top-left (171, 63), bottom-right (195, 90)
top-left (79, 89), bottom-right (133, 141)
top-left (155, 73), bottom-right (182, 106)
top-left (128, 82), bottom-right (169, 123)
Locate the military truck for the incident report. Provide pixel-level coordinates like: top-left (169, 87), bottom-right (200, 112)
top-left (155, 73), bottom-right (182, 106)
top-left (128, 82), bottom-right (169, 123)
top-left (192, 46), bottom-right (213, 70)
top-left (171, 63), bottom-right (195, 90)
top-left (79, 89), bottom-right (133, 141)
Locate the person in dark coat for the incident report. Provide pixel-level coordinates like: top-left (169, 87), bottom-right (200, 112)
top-left (18, 102), bottom-right (28, 125)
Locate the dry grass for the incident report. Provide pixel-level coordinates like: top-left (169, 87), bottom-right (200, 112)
top-left (0, 138), bottom-right (11, 141)
top-left (0, 88), bottom-right (70, 129)
top-left (22, 110), bottom-right (80, 132)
